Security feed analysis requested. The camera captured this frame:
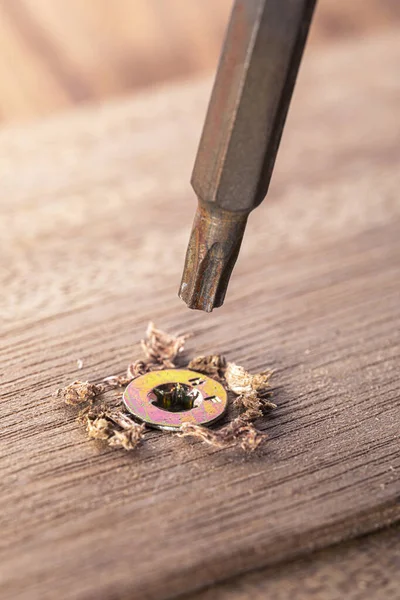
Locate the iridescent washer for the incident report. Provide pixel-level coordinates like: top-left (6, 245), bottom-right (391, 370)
top-left (123, 369), bottom-right (227, 431)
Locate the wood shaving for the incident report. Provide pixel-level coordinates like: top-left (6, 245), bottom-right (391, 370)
top-left (55, 323), bottom-right (275, 453)
top-left (54, 380), bottom-right (103, 406)
top-left (141, 321), bottom-right (190, 368)
top-left (83, 409), bottom-right (146, 450)
top-left (187, 354), bottom-right (226, 379)
top-left (85, 415), bottom-right (111, 440)
top-left (106, 412), bottom-right (146, 450)
top-left (102, 375), bottom-right (131, 388)
top-left (108, 425), bottom-right (146, 451)
top-left (126, 359), bottom-right (151, 380)
top-left (179, 418), bottom-right (266, 452)
top-left (225, 362), bottom-right (273, 396)
top-left (234, 391), bottom-right (277, 421)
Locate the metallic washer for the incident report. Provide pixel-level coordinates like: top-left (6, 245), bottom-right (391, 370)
top-left (123, 369), bottom-right (227, 431)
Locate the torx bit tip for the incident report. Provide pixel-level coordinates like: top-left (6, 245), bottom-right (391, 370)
top-left (179, 202), bottom-right (248, 312)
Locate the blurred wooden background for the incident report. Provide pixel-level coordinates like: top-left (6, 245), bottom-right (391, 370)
top-left (0, 0), bottom-right (399, 122)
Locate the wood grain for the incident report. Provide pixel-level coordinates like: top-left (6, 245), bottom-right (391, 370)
top-left (0, 0), bottom-right (399, 122)
top-left (191, 525), bottom-right (400, 600)
top-left (1, 29), bottom-right (400, 600)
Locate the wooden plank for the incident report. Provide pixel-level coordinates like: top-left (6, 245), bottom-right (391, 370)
top-left (0, 0), bottom-right (399, 121)
top-left (191, 525), bottom-right (400, 599)
top-left (1, 31), bottom-right (400, 600)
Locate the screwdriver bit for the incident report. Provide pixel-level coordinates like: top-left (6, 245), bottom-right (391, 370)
top-left (179, 0), bottom-right (316, 312)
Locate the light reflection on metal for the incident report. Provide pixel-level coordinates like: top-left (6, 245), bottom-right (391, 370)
top-left (123, 369), bottom-right (228, 431)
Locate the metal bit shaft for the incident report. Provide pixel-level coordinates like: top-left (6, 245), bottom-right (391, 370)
top-left (179, 0), bottom-right (316, 311)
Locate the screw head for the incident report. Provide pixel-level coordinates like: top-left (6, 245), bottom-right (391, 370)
top-left (123, 369), bottom-right (228, 431)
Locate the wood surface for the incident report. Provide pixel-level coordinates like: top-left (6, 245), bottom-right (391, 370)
top-left (0, 0), bottom-right (399, 122)
top-left (1, 23), bottom-right (400, 600)
top-left (192, 525), bottom-right (400, 600)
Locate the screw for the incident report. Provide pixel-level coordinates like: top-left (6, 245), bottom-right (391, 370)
top-left (123, 369), bottom-right (228, 431)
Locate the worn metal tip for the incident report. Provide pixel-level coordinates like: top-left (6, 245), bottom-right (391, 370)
top-left (179, 202), bottom-right (248, 312)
